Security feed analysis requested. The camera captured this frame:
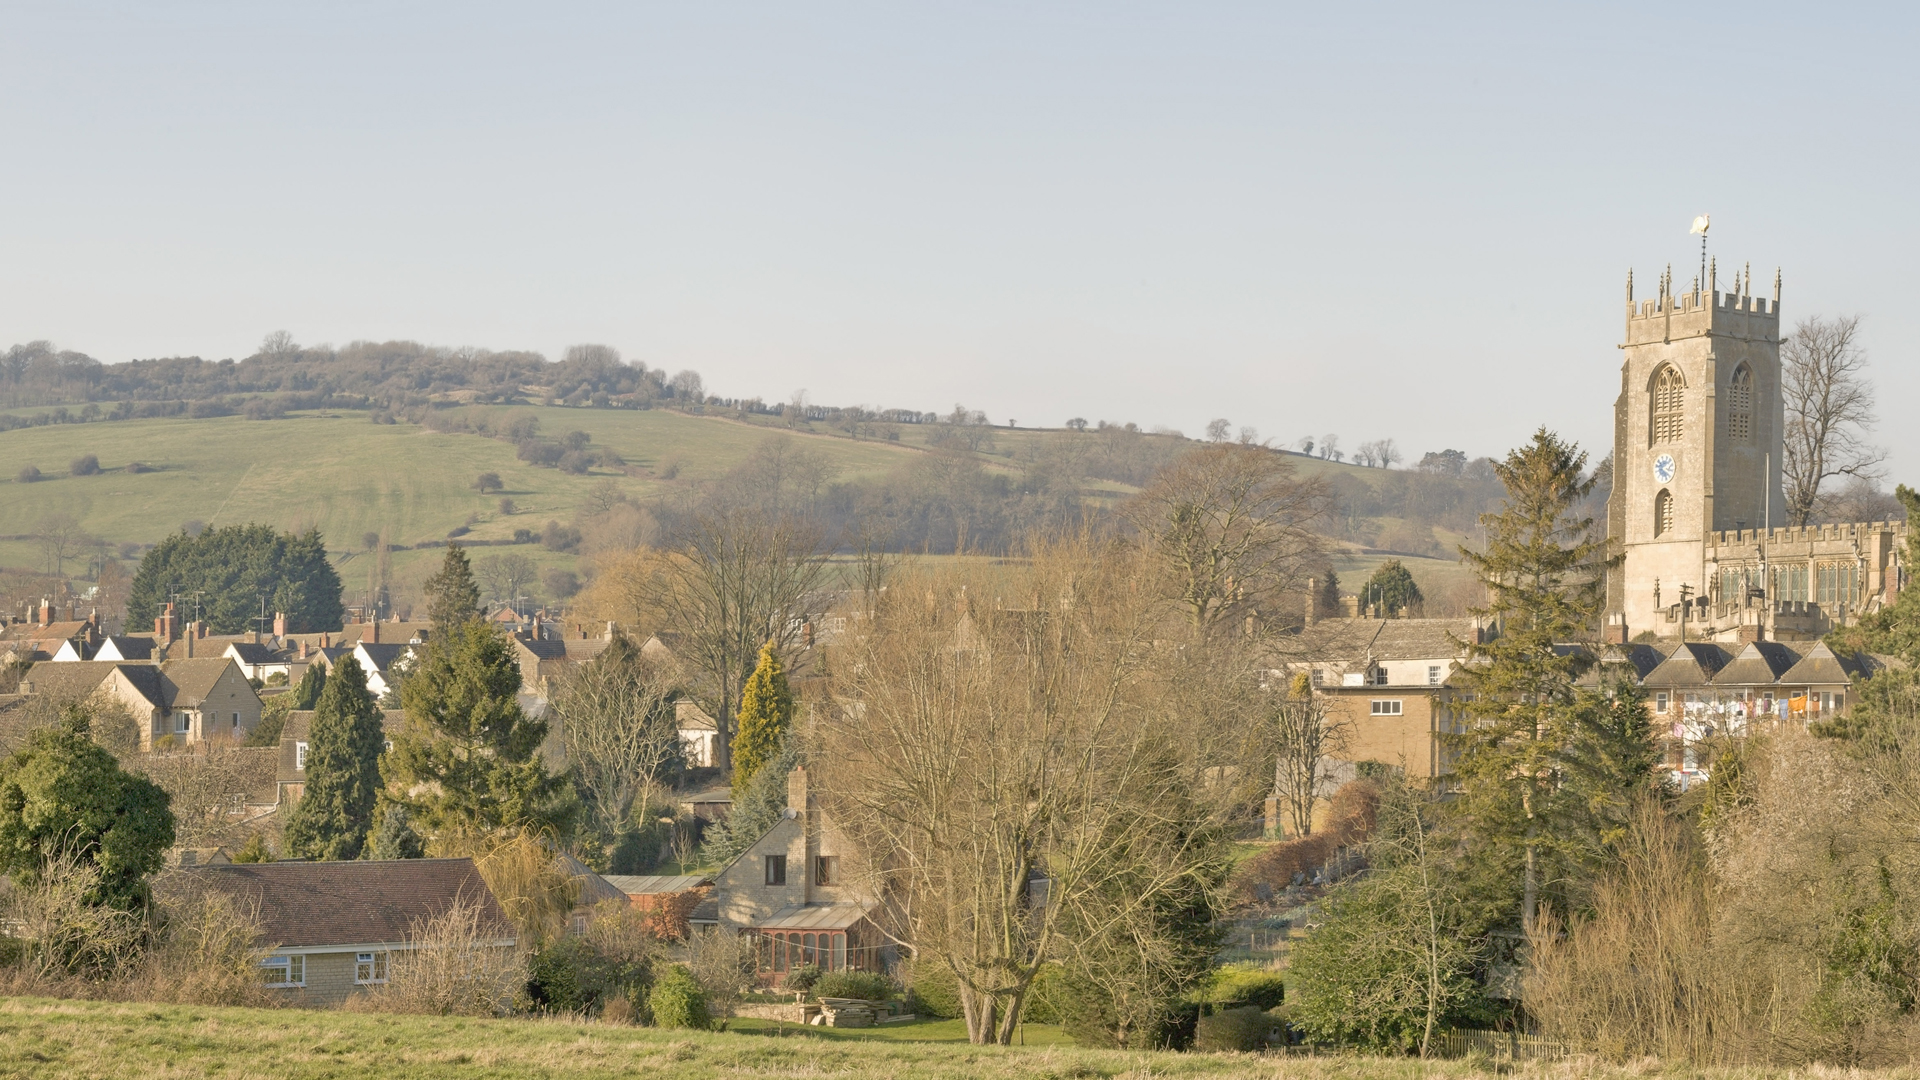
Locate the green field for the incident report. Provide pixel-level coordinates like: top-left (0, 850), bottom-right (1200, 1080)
top-left (0, 408), bottom-right (922, 580)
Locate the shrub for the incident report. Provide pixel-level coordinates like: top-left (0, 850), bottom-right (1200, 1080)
top-left (69, 454), bottom-right (100, 476)
top-left (498, 497), bottom-right (515, 516)
top-left (903, 954), bottom-right (961, 1019)
top-left (125, 462), bottom-right (152, 474)
top-left (814, 970), bottom-right (891, 1002)
top-left (784, 961), bottom-right (820, 994)
top-left (347, 897), bottom-right (524, 1017)
top-left (1193, 1005), bottom-right (1277, 1052)
top-left (648, 965), bottom-right (710, 1029)
top-left (558, 451), bottom-right (591, 475)
top-left (1205, 965), bottom-right (1285, 1011)
top-left (16, 465), bottom-right (41, 484)
top-left (473, 472), bottom-right (503, 493)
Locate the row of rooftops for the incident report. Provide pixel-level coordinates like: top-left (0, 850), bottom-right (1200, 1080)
top-left (1286, 617), bottom-right (1897, 692)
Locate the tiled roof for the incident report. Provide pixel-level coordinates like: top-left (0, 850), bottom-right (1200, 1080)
top-left (160, 658), bottom-right (238, 706)
top-left (116, 665), bottom-right (167, 710)
top-left (225, 642), bottom-right (283, 665)
top-left (1281, 619), bottom-right (1479, 663)
top-left (18, 661), bottom-right (124, 700)
top-left (355, 643), bottom-right (410, 671)
top-left (687, 897), bottom-right (720, 924)
top-left (183, 858), bottom-right (514, 949)
top-left (97, 636), bottom-right (158, 661)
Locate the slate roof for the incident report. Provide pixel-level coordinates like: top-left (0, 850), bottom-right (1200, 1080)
top-left (115, 665), bottom-right (168, 710)
top-left (603, 874), bottom-right (712, 896)
top-left (355, 643), bottom-right (410, 672)
top-left (1641, 643), bottom-right (1733, 687)
top-left (97, 636), bottom-right (158, 661)
top-left (184, 858), bottom-right (514, 950)
top-left (1713, 642), bottom-right (1801, 686)
top-left (1283, 619), bottom-right (1479, 663)
top-left (225, 642), bottom-right (283, 665)
top-left (1780, 642), bottom-right (1856, 687)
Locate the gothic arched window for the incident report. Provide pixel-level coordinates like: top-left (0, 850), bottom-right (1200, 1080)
top-left (1655, 488), bottom-right (1674, 537)
top-left (1727, 364), bottom-right (1752, 441)
top-left (1652, 366), bottom-right (1685, 443)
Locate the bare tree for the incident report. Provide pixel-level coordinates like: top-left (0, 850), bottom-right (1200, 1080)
top-left (258, 330), bottom-right (296, 356)
top-left (820, 540), bottom-right (1231, 1046)
top-left (1782, 314), bottom-right (1885, 525)
top-left (1206, 418), bottom-right (1232, 442)
top-left (32, 513), bottom-right (90, 578)
top-left (1271, 672), bottom-right (1353, 838)
top-left (1320, 434), bottom-right (1342, 462)
top-left (643, 501), bottom-right (827, 771)
top-left (1122, 444), bottom-right (1328, 638)
top-left (549, 634), bottom-right (683, 847)
top-left (475, 553), bottom-right (538, 605)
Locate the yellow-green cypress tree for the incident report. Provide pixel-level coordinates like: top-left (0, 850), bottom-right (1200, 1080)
top-left (731, 641), bottom-right (793, 799)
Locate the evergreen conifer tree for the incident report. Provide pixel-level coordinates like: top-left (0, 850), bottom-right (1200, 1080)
top-left (730, 641), bottom-right (793, 799)
top-left (386, 620), bottom-right (573, 837)
top-left (366, 803), bottom-right (426, 859)
top-left (283, 655), bottom-right (386, 861)
top-left (423, 545), bottom-right (483, 633)
top-left (1448, 428), bottom-right (1616, 929)
top-left (291, 662), bottom-right (327, 709)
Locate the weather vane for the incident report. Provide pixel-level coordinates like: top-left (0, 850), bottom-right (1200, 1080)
top-left (1690, 214), bottom-right (1710, 296)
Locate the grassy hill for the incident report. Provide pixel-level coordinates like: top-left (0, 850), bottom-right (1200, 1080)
top-left (0, 404), bottom-right (1483, 616)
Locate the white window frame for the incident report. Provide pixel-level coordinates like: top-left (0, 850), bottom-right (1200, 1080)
top-left (1428, 665), bottom-right (1441, 686)
top-left (174, 712), bottom-right (191, 734)
top-left (1370, 699), bottom-right (1403, 716)
top-left (295, 741), bottom-right (308, 770)
top-left (231, 711), bottom-right (240, 728)
top-left (261, 953), bottom-right (305, 987)
top-left (355, 951), bottom-right (388, 984)
top-left (1371, 667), bottom-right (1389, 686)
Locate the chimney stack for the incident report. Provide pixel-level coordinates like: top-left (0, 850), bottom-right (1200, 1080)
top-left (38, 599), bottom-right (51, 628)
top-left (787, 764), bottom-right (810, 815)
top-left (273, 611), bottom-right (287, 639)
top-left (185, 625), bottom-right (194, 658)
top-left (605, 620), bottom-right (616, 641)
top-left (1304, 577), bottom-right (1317, 627)
top-left (156, 603), bottom-right (177, 642)
top-left (367, 621), bottom-right (378, 645)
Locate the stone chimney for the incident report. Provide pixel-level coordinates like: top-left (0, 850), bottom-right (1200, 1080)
top-left (184, 626), bottom-right (194, 658)
top-left (273, 611), bottom-right (287, 639)
top-left (155, 603), bottom-right (177, 642)
top-left (366, 621), bottom-right (379, 645)
top-left (38, 599), bottom-right (51, 628)
top-left (531, 612), bottom-right (543, 640)
top-left (605, 620), bottom-right (616, 641)
top-left (297, 639), bottom-right (309, 659)
top-left (1304, 577), bottom-right (1316, 627)
top-left (787, 763), bottom-right (810, 815)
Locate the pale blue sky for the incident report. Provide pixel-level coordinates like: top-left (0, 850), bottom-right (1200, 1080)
top-left (3, 2), bottom-right (1916, 475)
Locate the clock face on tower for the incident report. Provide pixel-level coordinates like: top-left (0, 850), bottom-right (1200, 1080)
top-left (1652, 453), bottom-right (1676, 485)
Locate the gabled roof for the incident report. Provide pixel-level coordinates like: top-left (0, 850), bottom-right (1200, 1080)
top-left (676, 700), bottom-right (718, 732)
top-left (557, 853), bottom-right (629, 908)
top-left (1641, 643), bottom-right (1732, 687)
top-left (113, 665), bottom-right (168, 710)
top-left (280, 709), bottom-right (407, 743)
top-left (97, 636), bottom-right (158, 661)
top-left (224, 642), bottom-right (284, 665)
top-left (18, 661), bottom-right (125, 700)
top-left (1284, 619), bottom-right (1479, 664)
top-left (182, 858), bottom-right (513, 950)
top-left (160, 658), bottom-right (241, 706)
top-left (1713, 642), bottom-right (1801, 686)
top-left (355, 642), bottom-right (410, 671)
top-left (1779, 641), bottom-right (1856, 686)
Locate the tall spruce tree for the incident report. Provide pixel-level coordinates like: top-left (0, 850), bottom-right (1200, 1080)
top-left (730, 641), bottom-right (794, 799)
top-left (423, 545), bottom-right (483, 634)
top-left (291, 662), bottom-right (327, 709)
top-left (1448, 428), bottom-right (1613, 930)
top-left (386, 619), bottom-right (573, 838)
top-left (283, 655), bottom-right (385, 861)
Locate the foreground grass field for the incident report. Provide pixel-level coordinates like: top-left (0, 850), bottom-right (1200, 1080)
top-left (0, 997), bottom-right (1905, 1080)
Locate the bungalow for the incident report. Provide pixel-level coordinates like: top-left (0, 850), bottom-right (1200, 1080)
top-left (711, 766), bottom-right (890, 980)
top-left (180, 857), bottom-right (515, 1006)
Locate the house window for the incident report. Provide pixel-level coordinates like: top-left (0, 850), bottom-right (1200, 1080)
top-left (765, 855), bottom-right (787, 886)
top-left (1371, 667), bottom-right (1388, 686)
top-left (1652, 365), bottom-right (1685, 442)
top-left (175, 712), bottom-right (190, 734)
top-left (261, 954), bottom-right (305, 987)
top-left (1656, 692), bottom-right (1670, 713)
top-left (1311, 668), bottom-right (1324, 687)
top-left (815, 856), bottom-right (839, 886)
top-left (295, 742), bottom-right (308, 770)
top-left (231, 712), bottom-right (240, 728)
top-left (355, 951), bottom-right (388, 984)
top-left (1370, 700), bottom-right (1403, 716)
top-left (1428, 665), bottom-right (1441, 686)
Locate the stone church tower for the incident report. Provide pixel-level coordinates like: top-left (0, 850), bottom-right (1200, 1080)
top-left (1606, 261), bottom-right (1904, 642)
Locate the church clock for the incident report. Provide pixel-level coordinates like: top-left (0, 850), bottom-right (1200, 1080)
top-left (1652, 453), bottom-right (1676, 485)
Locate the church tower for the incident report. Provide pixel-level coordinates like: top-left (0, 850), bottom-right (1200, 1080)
top-left (1606, 262), bottom-right (1783, 638)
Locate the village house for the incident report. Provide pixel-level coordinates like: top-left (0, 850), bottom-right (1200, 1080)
top-left (709, 765), bottom-right (890, 980)
top-left (276, 708), bottom-right (406, 805)
top-left (179, 858), bottom-right (514, 1007)
top-left (17, 656), bottom-right (263, 749)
